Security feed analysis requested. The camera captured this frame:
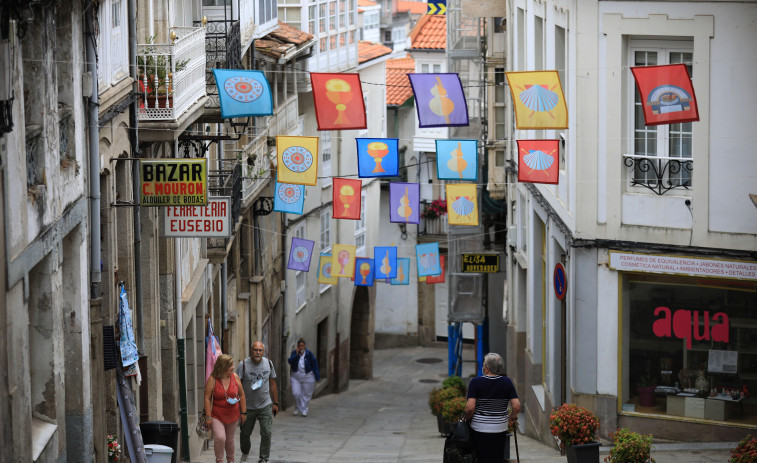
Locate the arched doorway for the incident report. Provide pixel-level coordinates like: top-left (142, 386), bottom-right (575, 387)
top-left (349, 286), bottom-right (374, 380)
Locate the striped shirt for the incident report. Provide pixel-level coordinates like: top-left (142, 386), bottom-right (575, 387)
top-left (467, 375), bottom-right (518, 433)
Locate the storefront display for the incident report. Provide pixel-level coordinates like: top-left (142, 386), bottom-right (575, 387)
top-left (621, 272), bottom-right (756, 425)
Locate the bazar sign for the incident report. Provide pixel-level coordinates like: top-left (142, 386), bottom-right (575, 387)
top-left (461, 253), bottom-right (500, 273)
top-left (609, 251), bottom-right (757, 281)
top-left (163, 197), bottom-right (231, 238)
top-left (140, 159), bottom-right (207, 206)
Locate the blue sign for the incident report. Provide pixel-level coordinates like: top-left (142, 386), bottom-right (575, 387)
top-left (554, 263), bottom-right (567, 300)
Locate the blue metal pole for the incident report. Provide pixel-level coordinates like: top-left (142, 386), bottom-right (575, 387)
top-left (476, 324), bottom-right (484, 376)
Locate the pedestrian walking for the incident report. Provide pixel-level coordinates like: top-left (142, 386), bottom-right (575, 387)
top-left (287, 338), bottom-right (321, 417)
top-left (204, 354), bottom-right (246, 463)
top-left (236, 341), bottom-right (279, 463)
top-left (464, 352), bottom-right (521, 463)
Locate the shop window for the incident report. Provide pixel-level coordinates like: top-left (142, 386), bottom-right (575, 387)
top-left (622, 273), bottom-right (757, 424)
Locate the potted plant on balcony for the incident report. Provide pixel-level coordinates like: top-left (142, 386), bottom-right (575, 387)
top-left (604, 428), bottom-right (654, 463)
top-left (138, 35), bottom-right (188, 110)
top-left (636, 376), bottom-right (657, 407)
top-left (550, 403), bottom-right (601, 463)
top-left (422, 198), bottom-right (447, 234)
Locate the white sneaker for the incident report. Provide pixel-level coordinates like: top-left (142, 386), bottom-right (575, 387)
top-left (240, 454), bottom-right (248, 462)
top-left (293, 409), bottom-right (299, 415)
top-left (302, 412), bottom-right (307, 417)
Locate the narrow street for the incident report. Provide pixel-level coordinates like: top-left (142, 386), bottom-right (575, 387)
top-left (190, 345), bottom-right (735, 463)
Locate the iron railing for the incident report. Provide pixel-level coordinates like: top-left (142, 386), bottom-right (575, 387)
top-left (623, 154), bottom-right (693, 196)
top-left (195, 19), bottom-right (241, 109)
top-left (207, 159), bottom-right (242, 226)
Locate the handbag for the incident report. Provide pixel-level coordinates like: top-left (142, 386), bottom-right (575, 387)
top-left (451, 416), bottom-right (472, 448)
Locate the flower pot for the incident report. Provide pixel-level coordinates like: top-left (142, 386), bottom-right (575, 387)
top-left (637, 386), bottom-right (656, 407)
top-left (565, 441), bottom-right (600, 463)
top-left (142, 94), bottom-right (173, 109)
top-left (436, 414), bottom-right (455, 437)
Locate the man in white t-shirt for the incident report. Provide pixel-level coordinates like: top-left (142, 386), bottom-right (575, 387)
top-left (236, 341), bottom-right (279, 463)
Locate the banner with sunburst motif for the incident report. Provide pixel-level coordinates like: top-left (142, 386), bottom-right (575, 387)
top-left (287, 238), bottom-right (315, 272)
top-left (506, 71), bottom-right (568, 129)
top-left (276, 136), bottom-right (319, 186)
top-left (333, 178), bottom-right (362, 220)
top-left (212, 69), bottom-right (273, 118)
top-left (311, 73), bottom-right (367, 130)
top-left (389, 182), bottom-right (420, 224)
top-left (317, 254), bottom-right (338, 285)
top-left (273, 181), bottom-right (305, 214)
top-left (408, 73), bottom-right (469, 128)
top-left (374, 246), bottom-right (398, 279)
top-left (517, 139), bottom-right (559, 184)
top-left (446, 183), bottom-right (479, 226)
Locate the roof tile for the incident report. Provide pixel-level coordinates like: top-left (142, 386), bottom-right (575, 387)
top-left (386, 56), bottom-right (415, 106)
top-left (396, 0), bottom-right (428, 15)
top-left (358, 41), bottom-right (393, 64)
top-left (409, 15), bottom-right (446, 50)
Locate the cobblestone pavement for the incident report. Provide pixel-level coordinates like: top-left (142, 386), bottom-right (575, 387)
top-left (190, 345), bottom-right (737, 463)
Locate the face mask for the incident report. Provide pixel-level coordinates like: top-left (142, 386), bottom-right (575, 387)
top-left (226, 396), bottom-right (240, 405)
top-left (251, 378), bottom-right (263, 391)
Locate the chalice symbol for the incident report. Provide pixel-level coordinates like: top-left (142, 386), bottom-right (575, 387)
top-left (325, 79), bottom-right (354, 125)
top-left (339, 184), bottom-right (356, 214)
top-left (366, 141), bottom-right (390, 173)
top-left (359, 262), bottom-right (371, 284)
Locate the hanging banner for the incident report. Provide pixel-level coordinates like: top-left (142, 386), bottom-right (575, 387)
top-left (212, 69), bottom-right (273, 118)
top-left (389, 182), bottom-right (420, 224)
top-left (506, 70), bottom-right (568, 129)
top-left (374, 246), bottom-right (398, 279)
top-left (331, 244), bottom-right (357, 278)
top-left (163, 197), bottom-right (231, 237)
top-left (333, 178), bottom-right (362, 220)
top-left (408, 73), bottom-right (469, 127)
top-left (310, 73), bottom-right (367, 130)
top-left (416, 242), bottom-right (442, 277)
top-left (355, 258), bottom-right (375, 286)
top-left (288, 238), bottom-right (315, 272)
top-left (273, 181), bottom-right (306, 214)
top-left (140, 158), bottom-right (207, 206)
top-left (436, 139), bottom-right (478, 180)
top-left (631, 63), bottom-right (699, 126)
top-left (356, 138), bottom-right (400, 178)
top-left (516, 139), bottom-right (559, 184)
top-left (317, 254), bottom-right (339, 285)
top-left (391, 258), bottom-right (411, 285)
top-left (446, 183), bottom-right (479, 226)
top-left (426, 255), bottom-right (446, 284)
top-left (276, 136), bottom-right (319, 185)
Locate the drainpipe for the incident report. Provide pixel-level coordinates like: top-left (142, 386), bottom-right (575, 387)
top-left (176, 236), bottom-right (190, 460)
top-left (86, 1), bottom-right (101, 299)
top-left (221, 262), bottom-right (228, 333)
top-left (128, 0), bottom-right (143, 350)
top-left (279, 213), bottom-right (288, 404)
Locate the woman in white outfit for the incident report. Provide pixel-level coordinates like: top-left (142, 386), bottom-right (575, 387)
top-left (287, 338), bottom-right (320, 416)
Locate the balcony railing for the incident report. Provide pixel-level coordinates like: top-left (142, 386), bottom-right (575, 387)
top-left (208, 159), bottom-right (242, 227)
top-left (137, 26), bottom-right (207, 121)
top-left (195, 19), bottom-right (241, 110)
top-left (223, 129), bottom-right (272, 205)
top-left (623, 153), bottom-right (693, 196)
top-left (269, 95), bottom-right (299, 136)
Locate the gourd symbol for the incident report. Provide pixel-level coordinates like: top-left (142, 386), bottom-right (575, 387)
top-left (429, 76), bottom-right (455, 124)
top-left (380, 251), bottom-right (392, 276)
top-left (447, 142), bottom-right (467, 179)
top-left (397, 187), bottom-right (413, 222)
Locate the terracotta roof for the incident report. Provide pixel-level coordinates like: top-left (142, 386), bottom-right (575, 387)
top-left (409, 14), bottom-right (446, 50)
top-left (358, 0), bottom-right (377, 6)
top-left (396, 0), bottom-right (428, 15)
top-left (386, 56), bottom-right (415, 106)
top-left (358, 41), bottom-right (393, 64)
top-left (255, 21), bottom-right (314, 60)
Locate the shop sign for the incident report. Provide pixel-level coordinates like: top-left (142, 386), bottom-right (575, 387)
top-left (609, 251), bottom-right (757, 282)
top-left (162, 197), bottom-right (231, 238)
top-left (652, 306), bottom-right (729, 349)
top-left (461, 253), bottom-right (499, 273)
top-left (140, 159), bottom-right (207, 206)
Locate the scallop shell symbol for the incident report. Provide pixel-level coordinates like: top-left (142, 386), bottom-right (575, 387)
top-left (451, 196), bottom-right (475, 217)
top-left (518, 85), bottom-right (559, 113)
top-left (523, 150), bottom-right (554, 171)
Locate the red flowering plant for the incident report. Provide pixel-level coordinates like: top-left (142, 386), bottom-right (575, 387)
top-left (422, 198), bottom-right (447, 219)
top-left (428, 386), bottom-right (464, 417)
top-left (549, 403), bottom-right (600, 450)
top-left (730, 434), bottom-right (757, 463)
top-left (107, 434), bottom-right (121, 462)
top-left (604, 428), bottom-right (655, 463)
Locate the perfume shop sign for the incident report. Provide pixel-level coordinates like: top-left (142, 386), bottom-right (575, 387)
top-left (609, 251), bottom-right (757, 281)
top-left (140, 159), bottom-right (208, 206)
top-left (163, 197), bottom-right (231, 238)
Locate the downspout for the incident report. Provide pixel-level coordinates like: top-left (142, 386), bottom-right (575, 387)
top-left (176, 236), bottom-right (190, 460)
top-left (128, 0), bottom-right (143, 349)
top-left (221, 262), bottom-right (227, 333)
top-left (279, 213), bottom-right (288, 404)
top-left (86, 1), bottom-right (101, 299)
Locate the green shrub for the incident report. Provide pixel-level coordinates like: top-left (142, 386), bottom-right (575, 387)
top-left (442, 376), bottom-right (466, 395)
top-left (428, 386), bottom-right (463, 415)
top-left (549, 403), bottom-right (600, 449)
top-left (604, 428), bottom-right (655, 463)
top-left (439, 396), bottom-right (467, 422)
top-left (730, 435), bottom-right (757, 463)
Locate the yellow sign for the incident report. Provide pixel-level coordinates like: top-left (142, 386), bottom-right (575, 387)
top-left (140, 159), bottom-right (208, 206)
top-left (461, 253), bottom-right (500, 273)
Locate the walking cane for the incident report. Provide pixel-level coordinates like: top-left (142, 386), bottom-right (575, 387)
top-left (512, 418), bottom-right (520, 463)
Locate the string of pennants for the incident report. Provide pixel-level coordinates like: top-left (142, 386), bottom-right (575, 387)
top-left (213, 62), bottom-right (698, 284)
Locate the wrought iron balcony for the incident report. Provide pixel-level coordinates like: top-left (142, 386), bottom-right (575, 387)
top-left (194, 19), bottom-right (241, 110)
top-left (137, 26), bottom-right (207, 121)
top-left (223, 129), bottom-right (273, 206)
top-left (207, 159), bottom-right (242, 227)
top-left (623, 154), bottom-right (693, 196)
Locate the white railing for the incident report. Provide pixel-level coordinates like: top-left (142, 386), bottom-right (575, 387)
top-left (137, 26), bottom-right (206, 121)
top-left (270, 95), bottom-right (299, 136)
top-left (240, 131), bottom-right (273, 204)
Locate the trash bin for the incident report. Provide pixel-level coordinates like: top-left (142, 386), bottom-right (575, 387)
top-left (144, 444), bottom-right (173, 463)
top-left (140, 421), bottom-right (179, 463)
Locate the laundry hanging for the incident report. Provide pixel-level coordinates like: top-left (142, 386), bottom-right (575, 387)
top-left (118, 284), bottom-right (139, 368)
top-left (205, 319), bottom-right (222, 382)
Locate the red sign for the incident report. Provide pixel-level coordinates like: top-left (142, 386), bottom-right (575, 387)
top-left (517, 139), bottom-right (559, 184)
top-left (553, 263), bottom-right (567, 300)
top-left (163, 197), bottom-right (231, 237)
